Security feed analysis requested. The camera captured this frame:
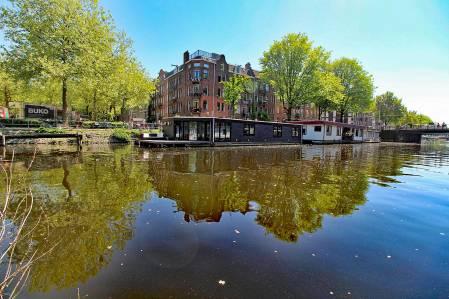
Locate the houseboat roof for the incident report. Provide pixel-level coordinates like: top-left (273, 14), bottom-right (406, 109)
top-left (286, 120), bottom-right (366, 129)
top-left (164, 116), bottom-right (302, 126)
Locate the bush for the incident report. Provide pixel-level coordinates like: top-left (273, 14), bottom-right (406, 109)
top-left (111, 128), bottom-right (131, 143)
top-left (35, 127), bottom-right (67, 134)
top-left (0, 118), bottom-right (43, 127)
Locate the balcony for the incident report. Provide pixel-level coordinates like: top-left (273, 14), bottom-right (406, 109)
top-left (191, 78), bottom-right (200, 84)
top-left (190, 108), bottom-right (201, 114)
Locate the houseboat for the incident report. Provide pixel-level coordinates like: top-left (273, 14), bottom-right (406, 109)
top-left (287, 120), bottom-right (379, 144)
top-left (161, 117), bottom-right (302, 146)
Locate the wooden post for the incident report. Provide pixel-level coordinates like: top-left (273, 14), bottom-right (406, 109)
top-left (0, 134), bottom-right (5, 147)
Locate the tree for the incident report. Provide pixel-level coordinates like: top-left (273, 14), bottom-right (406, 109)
top-left (331, 58), bottom-right (374, 122)
top-left (373, 91), bottom-right (406, 126)
top-left (0, 0), bottom-right (115, 125)
top-left (312, 71), bottom-right (343, 120)
top-left (223, 74), bottom-right (248, 118)
top-left (260, 33), bottom-right (328, 120)
top-left (400, 110), bottom-right (432, 126)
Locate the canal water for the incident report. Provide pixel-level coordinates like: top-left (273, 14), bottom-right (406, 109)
top-left (2, 144), bottom-right (449, 298)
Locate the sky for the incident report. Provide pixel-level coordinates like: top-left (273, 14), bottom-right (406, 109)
top-left (98, 0), bottom-right (449, 122)
top-left (1, 0), bottom-right (448, 121)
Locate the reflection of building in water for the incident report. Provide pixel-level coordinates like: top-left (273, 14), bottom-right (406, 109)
top-left (147, 147), bottom-right (373, 242)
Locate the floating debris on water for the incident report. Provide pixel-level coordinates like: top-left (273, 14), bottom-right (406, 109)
top-left (312, 253), bottom-right (316, 257)
top-left (234, 229), bottom-right (240, 234)
top-left (218, 280), bottom-right (226, 285)
top-left (329, 291), bottom-right (334, 295)
top-left (387, 255), bottom-right (392, 259)
top-left (440, 232), bottom-right (445, 236)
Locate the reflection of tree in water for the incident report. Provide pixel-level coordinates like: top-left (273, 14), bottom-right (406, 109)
top-left (2, 146), bottom-right (152, 292)
top-left (148, 145), bottom-right (413, 242)
top-left (0, 144), bottom-right (423, 293)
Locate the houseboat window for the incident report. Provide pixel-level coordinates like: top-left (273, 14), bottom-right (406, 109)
top-left (214, 121), bottom-right (231, 141)
top-left (337, 127), bottom-right (342, 136)
top-left (326, 125), bottom-right (332, 136)
top-left (243, 123), bottom-right (255, 136)
top-left (273, 125), bottom-right (282, 137)
top-left (314, 126), bottom-right (322, 132)
top-left (302, 127), bottom-right (307, 135)
top-left (292, 127), bottom-right (300, 137)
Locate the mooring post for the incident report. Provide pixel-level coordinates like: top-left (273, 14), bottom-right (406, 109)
top-left (0, 134), bottom-right (5, 147)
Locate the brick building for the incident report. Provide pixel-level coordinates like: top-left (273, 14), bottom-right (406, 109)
top-left (149, 50), bottom-right (286, 123)
top-left (148, 49), bottom-right (376, 126)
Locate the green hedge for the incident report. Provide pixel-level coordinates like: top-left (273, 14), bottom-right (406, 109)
top-left (35, 127), bottom-right (67, 134)
top-left (111, 128), bottom-right (131, 143)
top-left (81, 121), bottom-right (127, 129)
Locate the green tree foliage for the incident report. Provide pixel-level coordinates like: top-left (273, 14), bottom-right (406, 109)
top-left (373, 91), bottom-right (406, 125)
top-left (260, 33), bottom-right (328, 120)
top-left (0, 0), bottom-right (116, 124)
top-left (0, 0), bottom-right (154, 123)
top-left (331, 58), bottom-right (374, 121)
top-left (400, 110), bottom-right (433, 126)
top-left (312, 71), bottom-right (343, 119)
top-left (223, 74), bottom-right (249, 118)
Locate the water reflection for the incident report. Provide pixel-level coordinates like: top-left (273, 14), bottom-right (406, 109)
top-left (2, 146), bottom-right (153, 292)
top-left (1, 143), bottom-right (444, 297)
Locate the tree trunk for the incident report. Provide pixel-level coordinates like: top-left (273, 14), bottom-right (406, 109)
top-left (339, 109), bottom-right (345, 123)
top-left (286, 106), bottom-right (292, 121)
top-left (318, 106), bottom-right (322, 120)
top-left (62, 79), bottom-right (68, 126)
top-left (120, 98), bottom-right (127, 121)
top-left (93, 90), bottom-right (97, 121)
top-left (3, 86), bottom-right (11, 107)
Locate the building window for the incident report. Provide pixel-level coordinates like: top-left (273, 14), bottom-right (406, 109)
top-left (193, 70), bottom-right (201, 79)
top-left (203, 100), bottom-right (208, 111)
top-left (218, 75), bottom-right (221, 82)
top-left (217, 102), bottom-right (220, 111)
top-left (243, 123), bottom-right (255, 136)
top-left (292, 127), bottom-right (300, 137)
top-left (336, 127), bottom-right (342, 136)
top-left (217, 88), bottom-right (221, 97)
top-left (204, 63), bottom-right (209, 68)
top-left (314, 126), bottom-right (322, 132)
top-left (203, 87), bottom-right (208, 95)
top-left (194, 62), bottom-right (201, 67)
top-left (273, 125), bottom-right (282, 137)
top-left (203, 69), bottom-right (209, 79)
top-left (326, 125), bottom-right (332, 136)
top-left (221, 103), bottom-right (224, 111)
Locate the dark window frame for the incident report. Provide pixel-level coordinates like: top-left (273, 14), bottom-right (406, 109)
top-left (273, 125), bottom-right (282, 137)
top-left (292, 127), bottom-right (300, 137)
top-left (243, 123), bottom-right (255, 136)
top-left (314, 125), bottom-right (322, 132)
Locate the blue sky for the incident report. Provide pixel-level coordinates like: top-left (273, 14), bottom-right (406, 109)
top-left (1, 0), bottom-right (448, 121)
top-left (100, 0), bottom-right (449, 122)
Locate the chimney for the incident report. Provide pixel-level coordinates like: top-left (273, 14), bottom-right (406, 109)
top-left (183, 51), bottom-right (189, 63)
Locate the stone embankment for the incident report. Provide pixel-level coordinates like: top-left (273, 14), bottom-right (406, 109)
top-left (1, 128), bottom-right (127, 145)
